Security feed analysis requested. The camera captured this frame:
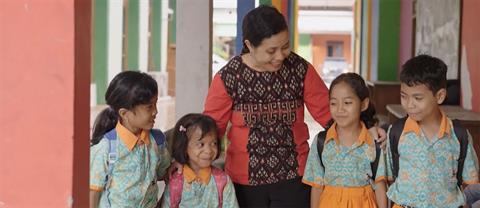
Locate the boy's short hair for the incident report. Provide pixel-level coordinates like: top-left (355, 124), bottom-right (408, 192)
top-left (400, 54), bottom-right (447, 94)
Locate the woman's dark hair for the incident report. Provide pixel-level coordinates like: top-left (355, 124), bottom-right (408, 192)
top-left (172, 113), bottom-right (219, 164)
top-left (241, 5), bottom-right (288, 54)
top-left (327, 73), bottom-right (377, 129)
top-left (91, 71), bottom-right (158, 145)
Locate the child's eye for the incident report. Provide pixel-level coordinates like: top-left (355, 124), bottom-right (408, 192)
top-left (414, 97), bottom-right (423, 101)
top-left (345, 102), bottom-right (352, 105)
top-left (330, 102), bottom-right (336, 106)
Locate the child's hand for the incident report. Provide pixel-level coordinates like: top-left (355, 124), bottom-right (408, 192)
top-left (164, 160), bottom-right (183, 182)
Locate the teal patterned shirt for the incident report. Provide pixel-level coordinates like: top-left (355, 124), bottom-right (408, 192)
top-left (302, 122), bottom-right (383, 188)
top-left (376, 115), bottom-right (479, 208)
top-left (161, 165), bottom-right (239, 208)
top-left (90, 123), bottom-right (171, 208)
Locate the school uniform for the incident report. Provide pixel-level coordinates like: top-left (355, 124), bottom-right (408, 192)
top-left (376, 111), bottom-right (479, 208)
top-left (161, 165), bottom-right (239, 208)
top-left (302, 122), bottom-right (382, 208)
top-left (90, 122), bottom-right (171, 208)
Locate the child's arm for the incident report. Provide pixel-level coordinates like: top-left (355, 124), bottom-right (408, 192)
top-left (310, 186), bottom-right (323, 208)
top-left (222, 176), bottom-right (240, 208)
top-left (89, 190), bottom-right (101, 208)
top-left (374, 181), bottom-right (387, 208)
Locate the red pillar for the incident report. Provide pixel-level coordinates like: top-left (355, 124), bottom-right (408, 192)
top-left (0, 0), bottom-right (90, 206)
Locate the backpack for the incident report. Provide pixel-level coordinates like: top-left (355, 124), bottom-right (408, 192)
top-left (168, 166), bottom-right (228, 208)
top-left (103, 128), bottom-right (166, 193)
top-left (316, 130), bottom-right (382, 179)
top-left (388, 117), bottom-right (468, 187)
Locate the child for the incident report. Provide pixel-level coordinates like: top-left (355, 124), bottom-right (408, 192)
top-left (160, 113), bottom-right (239, 208)
top-left (302, 73), bottom-right (387, 208)
top-left (377, 55), bottom-right (479, 207)
top-left (89, 71), bottom-right (171, 208)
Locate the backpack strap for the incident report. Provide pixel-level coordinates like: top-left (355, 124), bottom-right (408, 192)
top-left (370, 141), bottom-right (382, 179)
top-left (150, 129), bottom-right (167, 148)
top-left (389, 117), bottom-right (408, 180)
top-left (104, 129), bottom-right (117, 206)
top-left (168, 171), bottom-right (184, 208)
top-left (452, 119), bottom-right (469, 187)
top-left (212, 167), bottom-right (228, 208)
top-left (316, 131), bottom-right (327, 168)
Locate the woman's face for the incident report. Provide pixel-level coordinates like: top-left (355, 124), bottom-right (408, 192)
top-left (245, 30), bottom-right (290, 72)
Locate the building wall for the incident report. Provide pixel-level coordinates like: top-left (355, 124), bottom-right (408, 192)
top-left (461, 0), bottom-right (480, 113)
top-left (311, 34), bottom-right (352, 73)
top-left (398, 0), bottom-right (414, 74)
top-left (0, 0), bottom-right (90, 206)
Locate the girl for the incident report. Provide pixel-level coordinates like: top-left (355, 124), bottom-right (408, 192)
top-left (160, 113), bottom-right (239, 208)
top-left (302, 73), bottom-right (387, 208)
top-left (90, 71), bottom-right (171, 208)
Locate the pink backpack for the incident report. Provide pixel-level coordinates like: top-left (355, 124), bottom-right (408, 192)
top-left (168, 167), bottom-right (228, 208)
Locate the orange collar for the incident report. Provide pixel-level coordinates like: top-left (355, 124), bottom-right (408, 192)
top-left (403, 110), bottom-right (451, 138)
top-left (183, 165), bottom-right (211, 185)
top-left (325, 122), bottom-right (374, 146)
top-left (115, 122), bottom-right (150, 151)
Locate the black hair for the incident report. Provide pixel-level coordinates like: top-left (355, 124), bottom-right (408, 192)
top-left (241, 5), bottom-right (288, 54)
top-left (327, 73), bottom-right (377, 129)
top-left (91, 71), bottom-right (158, 145)
top-left (172, 113), bottom-right (220, 165)
top-left (400, 54), bottom-right (447, 94)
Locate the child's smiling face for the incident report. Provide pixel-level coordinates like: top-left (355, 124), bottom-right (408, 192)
top-left (186, 127), bottom-right (218, 172)
top-left (329, 82), bottom-right (368, 128)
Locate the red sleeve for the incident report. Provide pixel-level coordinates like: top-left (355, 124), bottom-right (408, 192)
top-left (303, 64), bottom-right (331, 127)
top-left (203, 74), bottom-right (233, 138)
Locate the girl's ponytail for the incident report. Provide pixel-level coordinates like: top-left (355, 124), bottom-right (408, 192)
top-left (91, 107), bottom-right (118, 145)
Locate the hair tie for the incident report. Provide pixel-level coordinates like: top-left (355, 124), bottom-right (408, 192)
top-left (179, 125), bottom-right (187, 132)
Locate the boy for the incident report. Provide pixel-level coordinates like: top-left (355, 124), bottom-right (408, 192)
top-left (375, 55), bottom-right (479, 208)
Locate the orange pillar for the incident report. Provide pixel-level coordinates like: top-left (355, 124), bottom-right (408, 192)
top-left (0, 0), bottom-right (90, 206)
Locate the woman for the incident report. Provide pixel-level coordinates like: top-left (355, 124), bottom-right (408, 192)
top-left (204, 5), bottom-right (383, 207)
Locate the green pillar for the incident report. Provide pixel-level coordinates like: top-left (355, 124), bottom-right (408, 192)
top-left (126, 0), bottom-right (140, 70)
top-left (150, 0), bottom-right (162, 71)
top-left (168, 0), bottom-right (176, 44)
top-left (93, 0), bottom-right (108, 104)
top-left (377, 0), bottom-right (400, 81)
top-left (260, 0), bottom-right (272, 5)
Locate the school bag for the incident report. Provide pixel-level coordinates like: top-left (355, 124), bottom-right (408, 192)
top-left (167, 166), bottom-right (228, 208)
top-left (388, 117), bottom-right (468, 187)
top-left (316, 130), bottom-right (382, 179)
top-left (103, 128), bottom-right (167, 200)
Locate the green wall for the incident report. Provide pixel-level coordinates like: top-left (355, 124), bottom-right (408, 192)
top-left (93, 0), bottom-right (108, 104)
top-left (126, 0), bottom-right (139, 70)
top-left (377, 0), bottom-right (400, 81)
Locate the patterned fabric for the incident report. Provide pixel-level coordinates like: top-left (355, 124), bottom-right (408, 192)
top-left (90, 125), bottom-right (171, 208)
top-left (219, 53), bottom-right (308, 185)
top-left (204, 52), bottom-right (331, 185)
top-left (161, 166), bottom-right (239, 208)
top-left (376, 114), bottom-right (479, 208)
top-left (302, 122), bottom-right (381, 188)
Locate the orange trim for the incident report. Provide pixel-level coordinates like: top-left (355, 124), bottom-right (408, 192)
top-left (116, 122), bottom-right (150, 151)
top-left (90, 185), bottom-right (103, 192)
top-left (325, 122), bottom-right (374, 146)
top-left (301, 179), bottom-right (323, 188)
top-left (463, 180), bottom-right (480, 185)
top-left (183, 165), bottom-right (211, 185)
top-left (403, 110), bottom-right (451, 139)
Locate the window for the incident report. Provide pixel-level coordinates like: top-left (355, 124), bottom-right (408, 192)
top-left (326, 41), bottom-right (344, 58)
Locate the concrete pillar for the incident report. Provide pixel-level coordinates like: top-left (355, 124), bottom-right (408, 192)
top-left (0, 0), bottom-right (90, 206)
top-left (108, 0), bottom-right (124, 82)
top-left (175, 0), bottom-right (212, 119)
